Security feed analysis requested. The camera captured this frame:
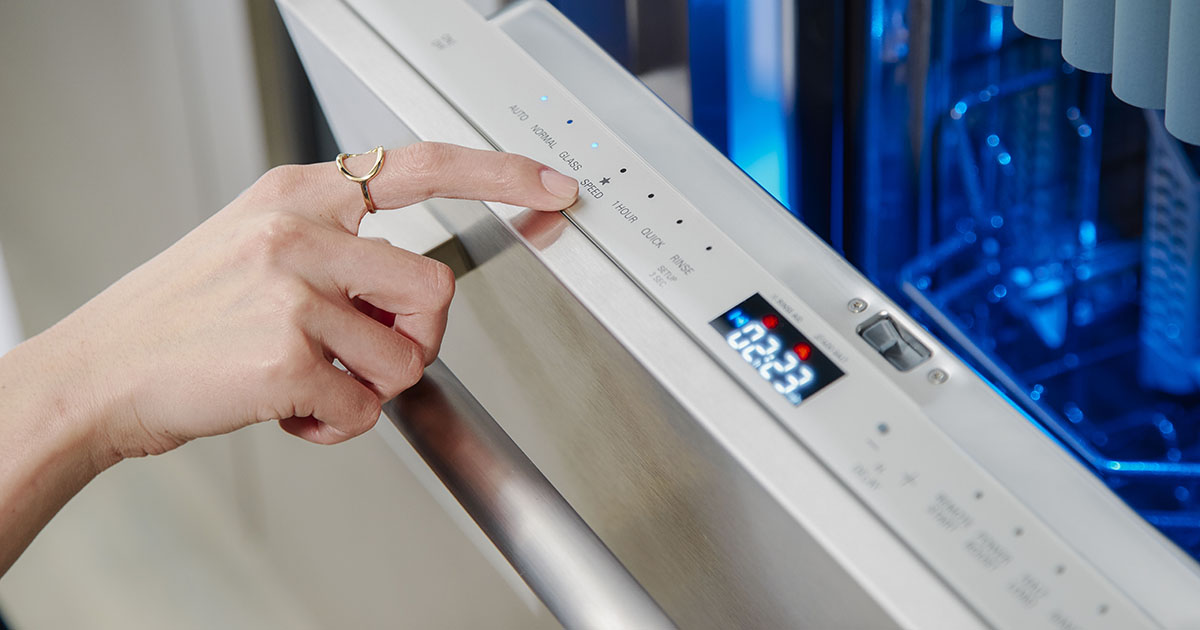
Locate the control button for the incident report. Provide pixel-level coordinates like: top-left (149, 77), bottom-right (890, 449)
top-left (857, 313), bottom-right (932, 371)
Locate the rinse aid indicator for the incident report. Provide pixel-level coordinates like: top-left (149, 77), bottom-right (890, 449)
top-left (342, 0), bottom-right (1158, 627)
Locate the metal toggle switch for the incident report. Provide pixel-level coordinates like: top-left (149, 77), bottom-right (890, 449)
top-left (857, 313), bottom-right (931, 372)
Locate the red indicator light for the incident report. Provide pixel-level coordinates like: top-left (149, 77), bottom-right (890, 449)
top-left (762, 314), bottom-right (779, 329)
top-left (793, 343), bottom-right (812, 360)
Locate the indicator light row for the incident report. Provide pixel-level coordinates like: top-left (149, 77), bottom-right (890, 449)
top-left (540, 94), bottom-right (715, 253)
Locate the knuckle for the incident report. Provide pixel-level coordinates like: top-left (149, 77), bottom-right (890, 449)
top-left (399, 142), bottom-right (451, 188)
top-left (389, 345), bottom-right (426, 395)
top-left (240, 212), bottom-right (307, 264)
top-left (343, 392), bottom-right (383, 436)
top-left (359, 395), bottom-right (383, 428)
top-left (267, 277), bottom-right (320, 329)
top-left (263, 331), bottom-right (317, 384)
top-left (422, 259), bottom-right (456, 310)
top-left (493, 152), bottom-right (527, 190)
top-left (255, 164), bottom-right (307, 198)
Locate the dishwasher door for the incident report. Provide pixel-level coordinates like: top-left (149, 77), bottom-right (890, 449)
top-left (276, 0), bottom-right (1200, 628)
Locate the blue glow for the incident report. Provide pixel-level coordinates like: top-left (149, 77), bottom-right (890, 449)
top-left (590, 142), bottom-right (599, 149)
top-left (726, 0), bottom-right (794, 211)
top-left (954, 101), bottom-right (968, 116)
top-left (870, 0), bottom-right (884, 40)
top-left (988, 6), bottom-right (1004, 49)
top-left (986, 134), bottom-right (1000, 148)
top-left (997, 152), bottom-right (1012, 165)
top-left (1078, 220), bottom-right (1097, 247)
top-left (540, 95), bottom-right (548, 102)
top-left (990, 214), bottom-right (1004, 228)
top-left (992, 284), bottom-right (1008, 299)
top-left (1077, 124), bottom-right (1093, 138)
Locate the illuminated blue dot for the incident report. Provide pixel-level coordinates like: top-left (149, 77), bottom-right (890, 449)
top-left (992, 284), bottom-right (1008, 299)
top-left (1077, 124), bottom-right (1092, 138)
top-left (1079, 220), bottom-right (1097, 247)
top-left (590, 142), bottom-right (599, 149)
top-left (990, 214), bottom-right (1004, 228)
top-left (997, 152), bottom-right (1012, 165)
top-left (1066, 107), bottom-right (1080, 121)
top-left (986, 134), bottom-right (1000, 147)
top-left (951, 101), bottom-right (968, 119)
top-left (540, 95), bottom-right (548, 102)
top-left (566, 119), bottom-right (574, 124)
top-left (1011, 267), bottom-right (1033, 287)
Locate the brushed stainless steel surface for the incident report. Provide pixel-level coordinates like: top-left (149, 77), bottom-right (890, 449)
top-left (492, 6), bottom-right (1200, 624)
top-left (385, 361), bottom-right (676, 630)
top-left (277, 1), bottom-right (959, 627)
top-left (279, 0), bottom-right (1200, 628)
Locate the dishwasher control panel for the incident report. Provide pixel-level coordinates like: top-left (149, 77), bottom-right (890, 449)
top-left (338, 0), bottom-right (1157, 627)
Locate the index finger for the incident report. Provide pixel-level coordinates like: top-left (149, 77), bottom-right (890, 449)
top-left (283, 142), bottom-right (581, 232)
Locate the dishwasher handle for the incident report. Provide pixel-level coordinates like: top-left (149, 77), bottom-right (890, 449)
top-left (383, 360), bottom-right (676, 630)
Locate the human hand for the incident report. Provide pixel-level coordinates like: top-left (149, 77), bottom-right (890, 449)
top-left (14, 142), bottom-right (579, 461)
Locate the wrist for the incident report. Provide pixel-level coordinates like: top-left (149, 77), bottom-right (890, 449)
top-left (0, 329), bottom-right (125, 574)
top-left (1, 329), bottom-right (126, 474)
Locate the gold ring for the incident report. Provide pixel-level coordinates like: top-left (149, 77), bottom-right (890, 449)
top-left (336, 146), bottom-right (385, 213)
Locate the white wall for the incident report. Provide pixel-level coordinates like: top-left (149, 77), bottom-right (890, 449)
top-left (0, 0), bottom-right (267, 336)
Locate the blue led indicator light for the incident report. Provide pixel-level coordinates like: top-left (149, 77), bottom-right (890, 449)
top-left (997, 152), bottom-right (1012, 166)
top-left (540, 95), bottom-right (548, 102)
top-left (591, 142), bottom-right (599, 149)
top-left (566, 119), bottom-right (574, 124)
top-left (986, 134), bottom-right (1000, 147)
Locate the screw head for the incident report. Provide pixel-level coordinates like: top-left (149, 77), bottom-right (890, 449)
top-left (848, 298), bottom-right (868, 313)
top-left (928, 368), bottom-right (949, 385)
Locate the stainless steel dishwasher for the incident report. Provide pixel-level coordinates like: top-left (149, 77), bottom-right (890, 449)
top-left (276, 0), bottom-right (1200, 627)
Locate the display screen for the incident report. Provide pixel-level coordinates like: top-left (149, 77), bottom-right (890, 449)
top-left (710, 294), bottom-right (844, 405)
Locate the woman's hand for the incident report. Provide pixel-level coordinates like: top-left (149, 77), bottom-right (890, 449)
top-left (0, 142), bottom-right (578, 573)
top-left (46, 142), bottom-right (579, 458)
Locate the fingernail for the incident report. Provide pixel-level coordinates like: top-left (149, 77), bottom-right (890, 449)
top-left (540, 168), bottom-right (579, 201)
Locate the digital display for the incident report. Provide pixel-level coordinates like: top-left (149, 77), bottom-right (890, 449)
top-left (710, 294), bottom-right (844, 405)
